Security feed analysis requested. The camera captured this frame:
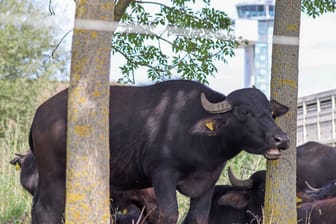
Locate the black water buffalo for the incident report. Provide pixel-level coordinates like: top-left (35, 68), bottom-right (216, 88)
top-left (297, 141), bottom-right (336, 192)
top-left (297, 197), bottom-right (336, 224)
top-left (9, 150), bottom-right (38, 196)
top-left (29, 80), bottom-right (289, 224)
top-left (209, 168), bottom-right (266, 224)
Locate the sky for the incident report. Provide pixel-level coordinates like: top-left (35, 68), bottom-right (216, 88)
top-left (53, 0), bottom-right (336, 97)
top-left (210, 0), bottom-right (336, 97)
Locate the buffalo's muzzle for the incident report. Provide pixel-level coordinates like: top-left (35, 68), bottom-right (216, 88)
top-left (274, 133), bottom-right (290, 150)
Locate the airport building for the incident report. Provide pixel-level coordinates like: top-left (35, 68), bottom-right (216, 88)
top-left (235, 0), bottom-right (275, 97)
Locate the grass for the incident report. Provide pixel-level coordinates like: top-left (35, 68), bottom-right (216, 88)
top-left (0, 79), bottom-right (65, 224)
top-left (0, 119), bottom-right (33, 224)
top-left (177, 192), bottom-right (190, 223)
top-left (0, 176), bottom-right (31, 224)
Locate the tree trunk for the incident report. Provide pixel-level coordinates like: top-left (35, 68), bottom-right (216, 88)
top-left (65, 1), bottom-right (114, 223)
top-left (263, 1), bottom-right (301, 223)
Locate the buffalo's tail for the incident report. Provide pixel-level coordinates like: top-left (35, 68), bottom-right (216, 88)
top-left (29, 127), bottom-right (34, 154)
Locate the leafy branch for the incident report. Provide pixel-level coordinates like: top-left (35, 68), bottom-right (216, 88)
top-left (302, 0), bottom-right (336, 18)
top-left (113, 0), bottom-right (238, 84)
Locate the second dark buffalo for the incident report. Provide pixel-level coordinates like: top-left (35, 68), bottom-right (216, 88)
top-left (28, 80), bottom-right (289, 224)
top-left (297, 141), bottom-right (336, 192)
top-left (209, 168), bottom-right (266, 224)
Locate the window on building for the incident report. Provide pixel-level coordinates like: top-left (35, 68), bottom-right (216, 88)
top-left (297, 105), bottom-right (303, 116)
top-left (306, 102), bottom-right (317, 114)
top-left (297, 126), bottom-right (304, 144)
top-left (320, 98), bottom-right (332, 111)
top-left (237, 5), bottom-right (266, 18)
top-left (306, 124), bottom-right (317, 141)
top-left (320, 121), bottom-right (332, 140)
top-left (269, 5), bottom-right (275, 17)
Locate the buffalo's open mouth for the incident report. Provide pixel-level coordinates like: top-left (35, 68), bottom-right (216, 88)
top-left (264, 148), bottom-right (282, 160)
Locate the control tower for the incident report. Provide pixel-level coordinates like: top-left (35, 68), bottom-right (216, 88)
top-left (235, 0), bottom-right (275, 97)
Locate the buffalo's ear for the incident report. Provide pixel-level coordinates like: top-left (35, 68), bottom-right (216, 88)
top-left (190, 117), bottom-right (227, 136)
top-left (9, 156), bottom-right (22, 166)
top-left (217, 191), bottom-right (249, 209)
top-left (270, 100), bottom-right (289, 119)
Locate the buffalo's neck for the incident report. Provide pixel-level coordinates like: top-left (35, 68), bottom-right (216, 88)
top-left (220, 131), bottom-right (246, 160)
top-left (191, 135), bottom-right (242, 164)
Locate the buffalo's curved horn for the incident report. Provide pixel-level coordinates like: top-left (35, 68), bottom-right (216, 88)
top-left (201, 93), bottom-right (232, 114)
top-left (14, 153), bottom-right (25, 157)
top-left (305, 181), bottom-right (320, 192)
top-left (228, 167), bottom-right (253, 189)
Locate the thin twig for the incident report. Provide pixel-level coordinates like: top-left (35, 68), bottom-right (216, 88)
top-left (51, 29), bottom-right (73, 59)
top-left (49, 0), bottom-right (55, 16)
top-left (135, 206), bottom-right (146, 224)
top-left (140, 206), bottom-right (156, 224)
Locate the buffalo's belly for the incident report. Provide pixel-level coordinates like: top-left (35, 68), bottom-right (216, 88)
top-left (110, 170), bottom-right (151, 190)
top-left (109, 150), bottom-right (150, 190)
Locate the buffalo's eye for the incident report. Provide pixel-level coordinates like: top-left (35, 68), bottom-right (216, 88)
top-left (240, 108), bottom-right (248, 115)
top-left (240, 107), bottom-right (254, 117)
top-left (234, 107), bottom-right (254, 121)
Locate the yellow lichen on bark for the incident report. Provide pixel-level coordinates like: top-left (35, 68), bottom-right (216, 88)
top-left (92, 89), bottom-right (101, 97)
top-left (276, 78), bottom-right (297, 89)
top-left (74, 125), bottom-right (92, 137)
top-left (91, 31), bottom-right (98, 39)
top-left (65, 1), bottom-right (115, 224)
top-left (78, 96), bottom-right (88, 104)
top-left (287, 24), bottom-right (298, 32)
top-left (67, 192), bottom-right (86, 204)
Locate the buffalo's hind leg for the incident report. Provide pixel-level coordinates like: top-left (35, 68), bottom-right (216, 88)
top-left (31, 161), bottom-right (65, 224)
top-left (31, 177), bottom-right (65, 223)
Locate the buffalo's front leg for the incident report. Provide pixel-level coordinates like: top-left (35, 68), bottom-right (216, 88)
top-left (152, 170), bottom-right (179, 224)
top-left (183, 187), bottom-right (214, 224)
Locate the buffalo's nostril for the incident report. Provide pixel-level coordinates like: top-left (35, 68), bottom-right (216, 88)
top-left (274, 136), bottom-right (283, 143)
top-left (274, 134), bottom-right (290, 150)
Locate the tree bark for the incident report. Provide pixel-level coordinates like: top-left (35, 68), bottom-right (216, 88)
top-left (65, 1), bottom-right (114, 223)
top-left (263, 1), bottom-right (301, 223)
top-left (114, 0), bottom-right (135, 21)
